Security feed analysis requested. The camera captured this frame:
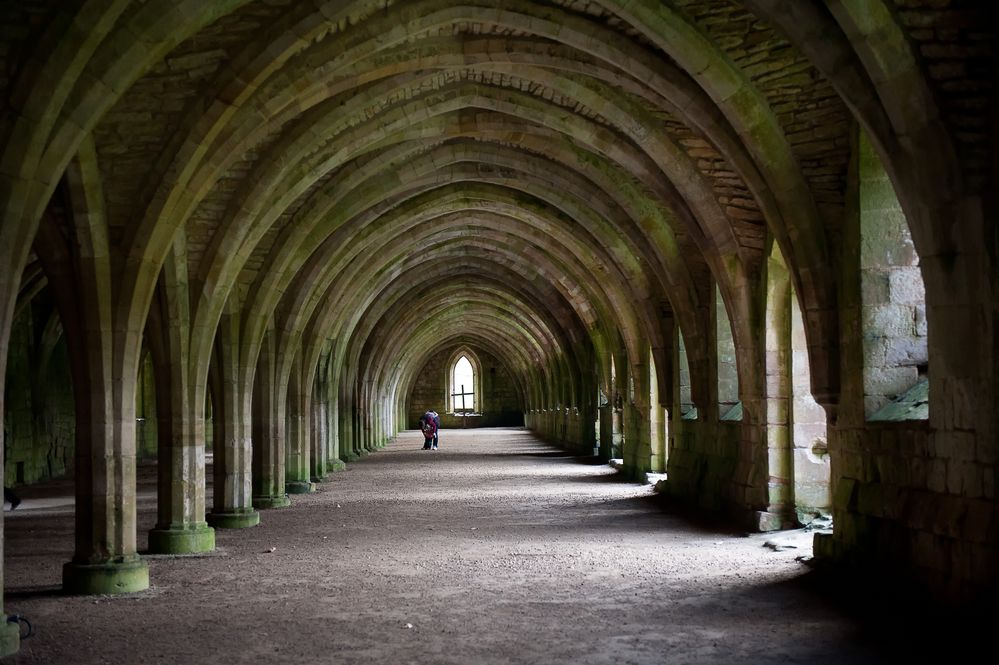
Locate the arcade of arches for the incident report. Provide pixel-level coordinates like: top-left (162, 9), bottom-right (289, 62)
top-left (0, 0), bottom-right (996, 658)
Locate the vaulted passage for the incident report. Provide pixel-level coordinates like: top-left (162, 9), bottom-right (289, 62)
top-left (0, 1), bottom-right (997, 659)
top-left (0, 429), bottom-right (944, 663)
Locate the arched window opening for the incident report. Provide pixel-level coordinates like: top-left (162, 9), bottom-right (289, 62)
top-left (451, 355), bottom-right (475, 413)
top-left (595, 382), bottom-right (608, 457)
top-left (649, 348), bottom-right (667, 473)
top-left (764, 242), bottom-right (831, 525)
top-left (790, 287), bottom-right (830, 522)
top-left (610, 354), bottom-right (624, 459)
top-left (858, 129), bottom-right (928, 420)
top-left (677, 328), bottom-right (697, 420)
top-left (715, 284), bottom-right (741, 421)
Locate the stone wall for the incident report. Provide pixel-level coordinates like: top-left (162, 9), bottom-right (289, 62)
top-left (714, 285), bottom-right (740, 416)
top-left (664, 418), bottom-right (742, 513)
top-left (3, 304), bottom-right (74, 485)
top-left (407, 344), bottom-right (522, 429)
top-left (892, 0), bottom-right (996, 191)
top-left (677, 331), bottom-right (696, 417)
top-left (790, 293), bottom-right (831, 520)
top-left (816, 116), bottom-right (997, 598)
top-left (814, 420), bottom-right (998, 600)
top-left (857, 131), bottom-right (928, 417)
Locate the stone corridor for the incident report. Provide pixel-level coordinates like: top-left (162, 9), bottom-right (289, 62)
top-left (0, 428), bottom-right (965, 664)
top-left (1, 2), bottom-right (997, 658)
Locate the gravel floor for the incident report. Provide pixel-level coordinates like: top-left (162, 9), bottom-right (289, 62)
top-left (1, 427), bottom-right (950, 663)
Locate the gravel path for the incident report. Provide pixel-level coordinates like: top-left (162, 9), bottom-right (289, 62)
top-left (4, 428), bottom-right (905, 663)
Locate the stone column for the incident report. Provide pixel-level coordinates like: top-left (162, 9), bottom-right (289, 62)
top-left (598, 400), bottom-right (614, 461)
top-left (611, 400), bottom-right (624, 459)
top-left (145, 255), bottom-right (215, 554)
top-left (763, 251), bottom-right (794, 525)
top-left (339, 381), bottom-right (360, 461)
top-left (62, 344), bottom-right (149, 594)
top-left (147, 408), bottom-right (216, 553)
top-left (206, 310), bottom-right (259, 528)
top-left (649, 354), bottom-right (668, 474)
top-left (310, 390), bottom-right (329, 482)
top-left (327, 382), bottom-right (346, 471)
top-left (33, 202), bottom-right (148, 595)
top-left (624, 357), bottom-right (653, 482)
top-left (252, 331), bottom-right (290, 509)
top-left (0, 400), bottom-right (20, 655)
top-left (310, 346), bottom-right (332, 481)
top-left (285, 352), bottom-right (314, 494)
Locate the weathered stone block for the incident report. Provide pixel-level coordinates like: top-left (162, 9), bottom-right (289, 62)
top-left (905, 492), bottom-right (936, 531)
top-left (862, 336), bottom-right (890, 368)
top-left (960, 463), bottom-right (983, 498)
top-left (888, 267), bottom-right (926, 304)
top-left (914, 304), bottom-right (928, 336)
top-left (975, 435), bottom-right (998, 465)
top-left (834, 476), bottom-right (857, 510)
top-left (753, 510), bottom-right (783, 532)
top-left (935, 497), bottom-right (966, 538)
top-left (963, 500), bottom-right (994, 544)
top-left (864, 365), bottom-right (919, 399)
top-left (927, 459), bottom-right (948, 494)
top-left (862, 303), bottom-right (917, 338)
top-left (884, 335), bottom-right (929, 367)
top-left (857, 483), bottom-right (884, 517)
top-left (872, 453), bottom-right (897, 485)
top-left (861, 271), bottom-right (890, 305)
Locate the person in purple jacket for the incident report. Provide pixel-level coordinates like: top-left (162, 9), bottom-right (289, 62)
top-left (429, 410), bottom-right (440, 449)
top-left (420, 410), bottom-right (438, 450)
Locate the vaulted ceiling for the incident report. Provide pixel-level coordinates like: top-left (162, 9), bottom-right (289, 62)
top-left (1, 0), bottom-right (977, 410)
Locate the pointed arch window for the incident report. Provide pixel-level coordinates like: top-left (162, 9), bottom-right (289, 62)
top-left (451, 355), bottom-right (475, 413)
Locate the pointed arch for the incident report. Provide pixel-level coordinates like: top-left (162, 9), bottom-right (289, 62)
top-left (446, 347), bottom-right (482, 414)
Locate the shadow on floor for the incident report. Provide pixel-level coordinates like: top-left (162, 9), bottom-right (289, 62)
top-left (755, 564), bottom-right (998, 660)
top-left (4, 585), bottom-right (64, 601)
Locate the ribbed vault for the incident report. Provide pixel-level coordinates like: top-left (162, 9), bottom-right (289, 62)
top-left (1, 0), bottom-right (995, 642)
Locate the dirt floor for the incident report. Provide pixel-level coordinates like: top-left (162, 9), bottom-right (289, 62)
top-left (0, 428), bottom-right (974, 664)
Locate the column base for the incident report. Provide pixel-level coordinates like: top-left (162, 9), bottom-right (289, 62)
top-left (286, 480), bottom-right (315, 494)
top-left (751, 510), bottom-right (784, 532)
top-left (63, 557), bottom-right (149, 595)
top-left (0, 616), bottom-right (19, 657)
top-left (207, 509), bottom-right (260, 529)
top-left (253, 494), bottom-right (291, 509)
top-left (327, 459), bottom-right (346, 472)
top-left (148, 523), bottom-right (216, 554)
top-left (813, 532), bottom-right (837, 560)
top-left (341, 451), bottom-right (361, 462)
